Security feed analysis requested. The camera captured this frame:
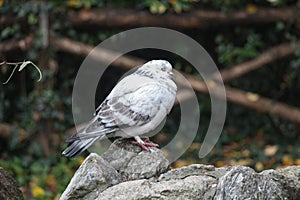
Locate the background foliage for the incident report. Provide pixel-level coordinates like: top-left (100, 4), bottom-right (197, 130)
top-left (0, 0), bottom-right (299, 199)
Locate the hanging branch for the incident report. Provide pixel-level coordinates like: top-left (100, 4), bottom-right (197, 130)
top-left (184, 74), bottom-right (300, 124)
top-left (0, 16), bottom-right (26, 29)
top-left (67, 7), bottom-right (299, 29)
top-left (212, 41), bottom-right (300, 82)
top-left (51, 36), bottom-right (145, 69)
top-left (1, 6), bottom-right (299, 30)
top-left (0, 34), bottom-right (34, 53)
top-left (50, 36), bottom-right (300, 124)
top-left (0, 123), bottom-right (13, 139)
top-left (0, 123), bottom-right (28, 142)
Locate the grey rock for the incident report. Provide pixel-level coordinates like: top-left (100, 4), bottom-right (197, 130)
top-left (267, 165), bottom-right (300, 179)
top-left (158, 164), bottom-right (226, 181)
top-left (97, 164), bottom-right (226, 199)
top-left (0, 167), bottom-right (24, 200)
top-left (60, 153), bottom-right (121, 200)
top-left (98, 175), bottom-right (215, 200)
top-left (261, 166), bottom-right (300, 199)
top-left (102, 138), bottom-right (170, 180)
top-left (214, 166), bottom-right (300, 200)
top-left (61, 139), bottom-right (300, 200)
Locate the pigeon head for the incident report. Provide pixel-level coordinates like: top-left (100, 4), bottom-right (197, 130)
top-left (137, 60), bottom-right (175, 80)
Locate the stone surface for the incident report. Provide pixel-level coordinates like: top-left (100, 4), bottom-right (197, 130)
top-left (98, 163), bottom-right (225, 200)
top-left (214, 166), bottom-right (300, 200)
top-left (98, 175), bottom-right (215, 200)
top-left (0, 167), bottom-right (24, 200)
top-left (102, 138), bottom-right (170, 180)
top-left (61, 139), bottom-right (300, 200)
top-left (158, 164), bottom-right (226, 181)
top-left (267, 165), bottom-right (300, 179)
top-left (61, 139), bottom-right (170, 199)
top-left (260, 166), bottom-right (300, 199)
top-left (60, 153), bottom-right (121, 200)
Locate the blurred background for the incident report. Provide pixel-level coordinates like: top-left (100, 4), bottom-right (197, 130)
top-left (0, 0), bottom-right (300, 199)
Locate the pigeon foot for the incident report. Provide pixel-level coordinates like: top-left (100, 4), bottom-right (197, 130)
top-left (132, 136), bottom-right (159, 152)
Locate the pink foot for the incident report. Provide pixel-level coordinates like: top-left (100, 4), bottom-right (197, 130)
top-left (132, 136), bottom-right (159, 152)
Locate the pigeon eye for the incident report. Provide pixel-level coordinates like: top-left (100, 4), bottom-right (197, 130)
top-left (161, 67), bottom-right (166, 72)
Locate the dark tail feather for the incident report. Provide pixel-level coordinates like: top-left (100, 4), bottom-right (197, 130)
top-left (62, 136), bottom-right (100, 158)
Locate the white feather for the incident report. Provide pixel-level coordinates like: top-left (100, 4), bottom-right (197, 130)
top-left (62, 60), bottom-right (177, 157)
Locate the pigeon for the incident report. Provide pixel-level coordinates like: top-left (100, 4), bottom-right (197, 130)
top-left (62, 60), bottom-right (177, 158)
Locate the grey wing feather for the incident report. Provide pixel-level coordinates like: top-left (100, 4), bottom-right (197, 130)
top-left (62, 82), bottom-right (175, 158)
top-left (62, 136), bottom-right (100, 158)
top-left (62, 94), bottom-right (151, 158)
top-left (98, 96), bottom-right (153, 128)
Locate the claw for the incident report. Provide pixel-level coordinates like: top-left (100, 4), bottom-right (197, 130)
top-left (132, 136), bottom-right (159, 151)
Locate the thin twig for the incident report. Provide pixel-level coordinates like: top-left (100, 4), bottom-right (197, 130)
top-left (1, 61), bottom-right (43, 84)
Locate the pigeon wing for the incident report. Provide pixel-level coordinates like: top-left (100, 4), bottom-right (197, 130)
top-left (62, 79), bottom-right (176, 158)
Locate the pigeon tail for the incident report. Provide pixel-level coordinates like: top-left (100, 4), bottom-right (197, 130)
top-left (62, 136), bottom-right (101, 158)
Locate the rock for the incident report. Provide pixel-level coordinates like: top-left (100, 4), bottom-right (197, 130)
top-left (61, 139), bottom-right (300, 199)
top-left (98, 164), bottom-right (224, 200)
top-left (0, 167), bottom-right (24, 200)
top-left (102, 138), bottom-right (170, 180)
top-left (98, 175), bottom-right (215, 200)
top-left (214, 166), bottom-right (300, 200)
top-left (61, 138), bottom-right (169, 200)
top-left (60, 153), bottom-right (121, 200)
top-left (261, 166), bottom-right (300, 199)
top-left (267, 165), bottom-right (300, 179)
top-left (158, 164), bottom-right (226, 181)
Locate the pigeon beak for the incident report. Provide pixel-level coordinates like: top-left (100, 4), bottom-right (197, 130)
top-left (168, 71), bottom-right (175, 80)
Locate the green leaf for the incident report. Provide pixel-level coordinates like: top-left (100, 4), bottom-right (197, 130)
top-left (28, 13), bottom-right (38, 25)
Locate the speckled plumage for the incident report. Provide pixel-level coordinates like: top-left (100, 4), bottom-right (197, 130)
top-left (62, 60), bottom-right (177, 158)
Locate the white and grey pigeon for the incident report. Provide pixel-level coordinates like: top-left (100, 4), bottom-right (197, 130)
top-left (62, 60), bottom-right (177, 158)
